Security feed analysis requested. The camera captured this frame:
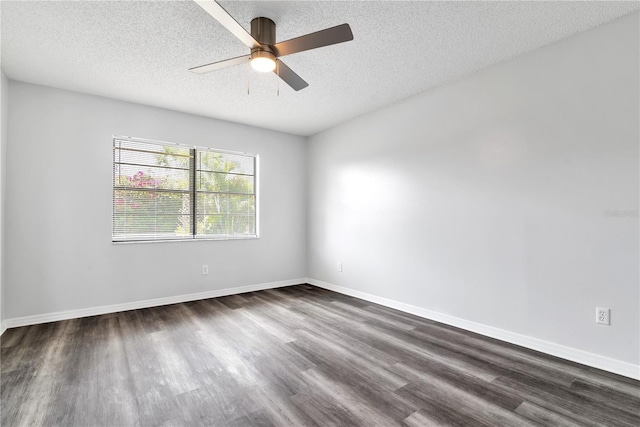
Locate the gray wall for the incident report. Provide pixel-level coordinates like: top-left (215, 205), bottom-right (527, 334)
top-left (1, 70), bottom-right (8, 327)
top-left (307, 13), bottom-right (639, 365)
top-left (5, 82), bottom-right (307, 318)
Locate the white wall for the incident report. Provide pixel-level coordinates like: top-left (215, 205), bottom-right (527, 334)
top-left (1, 70), bottom-right (8, 328)
top-left (5, 82), bottom-right (307, 319)
top-left (308, 12), bottom-right (639, 366)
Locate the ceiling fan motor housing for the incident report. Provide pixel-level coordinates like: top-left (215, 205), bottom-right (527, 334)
top-left (250, 17), bottom-right (276, 58)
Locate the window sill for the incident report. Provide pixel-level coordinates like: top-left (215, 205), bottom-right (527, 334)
top-left (112, 235), bottom-right (259, 244)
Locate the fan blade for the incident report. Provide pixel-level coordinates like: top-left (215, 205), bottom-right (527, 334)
top-left (189, 55), bottom-right (250, 74)
top-left (272, 24), bottom-right (353, 57)
top-left (275, 60), bottom-right (309, 91)
top-left (194, 0), bottom-right (260, 49)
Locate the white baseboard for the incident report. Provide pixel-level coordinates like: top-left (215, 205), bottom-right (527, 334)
top-left (2, 278), bottom-right (306, 331)
top-left (307, 278), bottom-right (640, 381)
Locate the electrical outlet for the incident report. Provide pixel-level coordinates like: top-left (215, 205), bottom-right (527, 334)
top-left (596, 307), bottom-right (610, 325)
top-left (202, 265), bottom-right (209, 275)
top-left (338, 262), bottom-right (343, 272)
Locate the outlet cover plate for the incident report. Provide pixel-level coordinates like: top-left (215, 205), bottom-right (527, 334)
top-left (596, 307), bottom-right (610, 325)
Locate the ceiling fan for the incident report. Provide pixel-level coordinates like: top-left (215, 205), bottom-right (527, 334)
top-left (189, 0), bottom-right (354, 91)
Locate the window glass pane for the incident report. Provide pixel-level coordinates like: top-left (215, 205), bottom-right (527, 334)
top-left (196, 171), bottom-right (254, 194)
top-left (113, 191), bottom-right (192, 239)
top-left (196, 214), bottom-right (256, 236)
top-left (115, 141), bottom-right (191, 168)
top-left (196, 194), bottom-right (255, 236)
top-left (198, 151), bottom-right (254, 174)
top-left (115, 164), bottom-right (190, 190)
top-left (196, 194), bottom-right (255, 215)
top-left (113, 137), bottom-right (257, 242)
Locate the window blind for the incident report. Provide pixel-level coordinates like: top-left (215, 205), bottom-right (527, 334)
top-left (113, 137), bottom-right (257, 242)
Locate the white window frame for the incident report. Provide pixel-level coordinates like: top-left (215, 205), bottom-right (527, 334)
top-left (112, 135), bottom-right (259, 243)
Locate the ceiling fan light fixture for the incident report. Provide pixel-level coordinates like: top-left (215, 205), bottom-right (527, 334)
top-left (250, 50), bottom-right (276, 72)
top-left (190, 1), bottom-right (353, 90)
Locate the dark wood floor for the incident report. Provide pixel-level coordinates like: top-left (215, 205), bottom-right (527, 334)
top-left (2, 285), bottom-right (639, 426)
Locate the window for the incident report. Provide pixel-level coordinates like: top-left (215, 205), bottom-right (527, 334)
top-left (113, 136), bottom-right (257, 242)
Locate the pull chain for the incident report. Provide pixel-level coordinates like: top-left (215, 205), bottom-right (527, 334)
top-left (276, 60), bottom-right (280, 97)
top-left (247, 62), bottom-right (251, 95)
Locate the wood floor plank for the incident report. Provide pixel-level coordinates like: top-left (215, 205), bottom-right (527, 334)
top-left (402, 408), bottom-right (461, 427)
top-left (2, 284), bottom-right (638, 426)
top-left (0, 325), bottom-right (29, 349)
top-left (402, 324), bottom-right (576, 388)
top-left (245, 383), bottom-right (319, 427)
top-left (329, 300), bottom-right (417, 331)
top-left (309, 362), bottom-right (419, 423)
top-left (291, 328), bottom-right (408, 391)
top-left (117, 310), bottom-right (184, 425)
top-left (492, 372), bottom-right (639, 426)
top-left (44, 316), bottom-right (138, 426)
top-left (297, 318), bottom-right (400, 367)
top-left (174, 384), bottom-right (255, 426)
top-left (235, 306), bottom-right (297, 344)
top-left (299, 367), bottom-right (403, 427)
top-left (293, 301), bottom-right (502, 383)
top-left (395, 380), bottom-right (535, 426)
top-left (291, 391), bottom-right (358, 427)
top-left (514, 401), bottom-right (584, 426)
top-left (569, 378), bottom-right (640, 417)
top-left (388, 360), bottom-right (523, 412)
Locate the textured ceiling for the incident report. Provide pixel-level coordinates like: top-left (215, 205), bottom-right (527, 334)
top-left (1, 1), bottom-right (638, 136)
